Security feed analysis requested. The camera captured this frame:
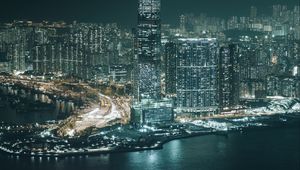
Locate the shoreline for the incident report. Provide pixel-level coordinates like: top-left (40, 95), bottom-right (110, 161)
top-left (0, 119), bottom-right (298, 158)
top-left (0, 132), bottom-right (214, 158)
top-left (0, 76), bottom-right (299, 158)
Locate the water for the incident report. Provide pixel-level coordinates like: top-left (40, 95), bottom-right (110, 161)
top-left (0, 105), bottom-right (57, 124)
top-left (0, 90), bottom-right (299, 170)
top-left (0, 127), bottom-right (299, 170)
top-left (0, 85), bottom-right (74, 123)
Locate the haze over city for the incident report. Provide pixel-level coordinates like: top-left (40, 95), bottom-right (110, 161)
top-left (0, 0), bottom-right (299, 170)
top-left (0, 0), bottom-right (299, 26)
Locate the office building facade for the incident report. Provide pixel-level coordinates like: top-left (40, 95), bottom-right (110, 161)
top-left (133, 0), bottom-right (161, 101)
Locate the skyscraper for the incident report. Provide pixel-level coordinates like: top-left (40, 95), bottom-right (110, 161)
top-left (272, 5), bottom-right (282, 18)
top-left (250, 6), bottom-right (257, 18)
top-left (134, 0), bottom-right (161, 101)
top-left (179, 15), bottom-right (187, 33)
top-left (165, 42), bottom-right (177, 95)
top-left (132, 0), bottom-right (174, 124)
top-left (176, 38), bottom-right (219, 115)
top-left (219, 45), bottom-right (239, 110)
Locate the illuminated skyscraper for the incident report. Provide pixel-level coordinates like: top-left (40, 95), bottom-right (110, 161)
top-left (133, 0), bottom-right (161, 101)
top-left (132, 0), bottom-right (173, 124)
top-left (176, 38), bottom-right (219, 115)
top-left (219, 45), bottom-right (239, 110)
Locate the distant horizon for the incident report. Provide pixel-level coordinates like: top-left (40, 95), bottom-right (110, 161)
top-left (0, 0), bottom-right (299, 28)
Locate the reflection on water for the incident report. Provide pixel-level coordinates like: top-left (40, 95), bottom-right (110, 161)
top-left (0, 84), bottom-right (75, 123)
top-left (0, 86), bottom-right (300, 170)
top-left (168, 140), bottom-right (181, 161)
top-left (0, 127), bottom-right (299, 170)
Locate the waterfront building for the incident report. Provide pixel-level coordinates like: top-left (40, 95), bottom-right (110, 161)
top-left (281, 78), bottom-right (298, 97)
top-left (267, 76), bottom-right (281, 96)
top-left (219, 44), bottom-right (239, 110)
top-left (237, 43), bottom-right (269, 100)
top-left (133, 0), bottom-right (161, 101)
top-left (250, 6), bottom-right (257, 19)
top-left (131, 98), bottom-right (174, 124)
top-left (176, 38), bottom-right (219, 115)
top-left (131, 0), bottom-right (175, 124)
top-left (267, 75), bottom-right (300, 98)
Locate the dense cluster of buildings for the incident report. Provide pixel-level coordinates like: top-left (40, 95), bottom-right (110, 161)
top-left (133, 0), bottom-right (300, 123)
top-left (165, 5), bottom-right (300, 39)
top-left (0, 0), bottom-right (299, 124)
top-left (174, 38), bottom-right (219, 115)
top-left (0, 21), bottom-right (133, 80)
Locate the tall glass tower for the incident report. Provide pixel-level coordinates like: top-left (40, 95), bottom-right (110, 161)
top-left (132, 0), bottom-right (173, 124)
top-left (133, 0), bottom-right (161, 101)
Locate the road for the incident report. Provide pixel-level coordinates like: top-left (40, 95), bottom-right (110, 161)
top-left (61, 92), bottom-right (131, 136)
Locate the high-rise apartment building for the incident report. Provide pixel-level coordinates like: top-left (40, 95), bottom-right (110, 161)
top-left (176, 38), bottom-right (219, 115)
top-left (219, 45), bottom-right (239, 110)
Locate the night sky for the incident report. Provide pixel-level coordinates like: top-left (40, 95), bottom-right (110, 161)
top-left (0, 0), bottom-right (299, 27)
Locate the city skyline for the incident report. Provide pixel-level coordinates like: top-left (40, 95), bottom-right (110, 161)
top-left (0, 0), bottom-right (299, 169)
top-left (0, 0), bottom-right (299, 27)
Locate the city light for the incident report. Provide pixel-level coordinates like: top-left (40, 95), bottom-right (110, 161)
top-left (0, 0), bottom-right (299, 169)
